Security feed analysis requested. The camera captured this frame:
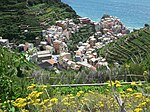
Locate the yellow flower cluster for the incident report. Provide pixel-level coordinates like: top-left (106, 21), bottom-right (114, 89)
top-left (50, 98), bottom-right (58, 104)
top-left (27, 91), bottom-right (43, 99)
top-left (76, 91), bottom-right (84, 97)
top-left (134, 107), bottom-right (142, 112)
top-left (13, 98), bottom-right (27, 108)
top-left (27, 84), bottom-right (36, 90)
top-left (127, 88), bottom-right (133, 92)
top-left (108, 80), bottom-right (122, 88)
top-left (131, 82), bottom-right (137, 86)
top-left (4, 83), bottom-right (147, 112)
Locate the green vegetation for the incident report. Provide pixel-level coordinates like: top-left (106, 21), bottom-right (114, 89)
top-left (98, 26), bottom-right (150, 64)
top-left (0, 47), bottom-right (41, 102)
top-left (0, 1), bottom-right (150, 111)
top-left (97, 26), bottom-right (150, 77)
top-left (1, 25), bottom-right (149, 102)
top-left (67, 24), bottom-right (95, 51)
top-left (0, 0), bottom-right (78, 42)
top-left (1, 81), bottom-right (150, 112)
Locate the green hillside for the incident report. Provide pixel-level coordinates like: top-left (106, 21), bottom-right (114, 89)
top-left (98, 25), bottom-right (150, 74)
top-left (0, 0), bottom-right (78, 42)
top-left (0, 1), bottom-right (150, 111)
top-left (67, 24), bottom-right (95, 51)
top-left (98, 26), bottom-right (150, 63)
top-left (0, 47), bottom-right (44, 101)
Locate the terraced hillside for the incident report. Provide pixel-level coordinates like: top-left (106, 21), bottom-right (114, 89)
top-left (0, 0), bottom-right (78, 42)
top-left (67, 24), bottom-right (95, 51)
top-left (98, 25), bottom-right (150, 65)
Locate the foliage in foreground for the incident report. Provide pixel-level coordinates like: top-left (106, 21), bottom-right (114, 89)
top-left (0, 47), bottom-right (41, 102)
top-left (1, 81), bottom-right (150, 112)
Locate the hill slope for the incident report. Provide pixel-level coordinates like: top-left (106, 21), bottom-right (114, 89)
top-left (0, 0), bottom-right (78, 42)
top-left (0, 47), bottom-right (48, 101)
top-left (98, 25), bottom-right (150, 68)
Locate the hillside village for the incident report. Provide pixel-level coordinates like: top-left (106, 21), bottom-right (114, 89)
top-left (0, 15), bottom-right (130, 71)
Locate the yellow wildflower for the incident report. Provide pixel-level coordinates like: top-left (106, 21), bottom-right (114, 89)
top-left (142, 102), bottom-right (146, 106)
top-left (35, 99), bottom-right (40, 103)
top-left (134, 93), bottom-right (142, 98)
top-left (120, 91), bottom-right (125, 94)
top-left (108, 81), bottom-right (115, 87)
top-left (146, 86), bottom-right (150, 90)
top-left (50, 98), bottom-right (58, 104)
top-left (69, 96), bottom-right (74, 99)
top-left (62, 97), bottom-right (68, 102)
top-left (35, 92), bottom-right (43, 98)
top-left (64, 102), bottom-right (70, 106)
top-left (42, 105), bottom-right (47, 111)
top-left (40, 102), bottom-right (44, 106)
top-left (116, 83), bottom-right (122, 87)
top-left (43, 99), bottom-right (49, 103)
top-left (131, 82), bottom-right (136, 86)
top-left (146, 98), bottom-right (150, 102)
top-left (100, 103), bottom-right (104, 107)
top-left (7, 100), bottom-right (10, 103)
top-left (81, 100), bottom-right (86, 104)
top-left (62, 109), bottom-right (66, 112)
top-left (14, 102), bottom-right (27, 108)
top-left (127, 88), bottom-right (133, 92)
top-left (138, 83), bottom-right (143, 87)
top-left (27, 91), bottom-right (38, 99)
top-left (79, 91), bottom-right (84, 94)
top-left (67, 94), bottom-right (73, 97)
top-left (48, 103), bottom-right (53, 107)
top-left (14, 98), bottom-right (26, 103)
top-left (22, 109), bottom-right (29, 112)
top-left (115, 80), bottom-right (120, 84)
top-left (128, 104), bottom-right (131, 107)
top-left (139, 102), bottom-right (146, 107)
top-left (143, 71), bottom-right (148, 76)
top-left (125, 64), bottom-right (130, 68)
top-left (27, 84), bottom-right (36, 90)
top-left (134, 107), bottom-right (142, 112)
top-left (41, 85), bottom-right (47, 90)
top-left (76, 92), bottom-right (81, 97)
top-left (98, 102), bottom-right (104, 107)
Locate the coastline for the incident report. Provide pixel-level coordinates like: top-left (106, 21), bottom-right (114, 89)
top-left (61, 0), bottom-right (150, 30)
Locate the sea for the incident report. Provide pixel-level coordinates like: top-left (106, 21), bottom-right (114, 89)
top-left (62, 0), bottom-right (150, 30)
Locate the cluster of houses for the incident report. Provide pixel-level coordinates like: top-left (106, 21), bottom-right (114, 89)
top-left (0, 15), bottom-right (130, 71)
top-left (65, 15), bottom-right (130, 71)
top-left (96, 15), bottom-right (129, 46)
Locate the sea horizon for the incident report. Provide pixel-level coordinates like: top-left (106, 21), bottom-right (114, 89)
top-left (62, 0), bottom-right (150, 30)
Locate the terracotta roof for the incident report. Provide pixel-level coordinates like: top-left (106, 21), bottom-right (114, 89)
top-left (47, 59), bottom-right (56, 65)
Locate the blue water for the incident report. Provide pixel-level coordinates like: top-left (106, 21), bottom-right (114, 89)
top-left (62, 0), bottom-right (150, 29)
